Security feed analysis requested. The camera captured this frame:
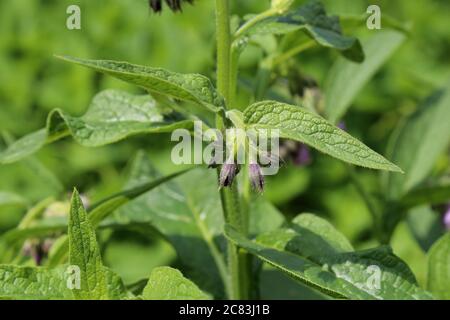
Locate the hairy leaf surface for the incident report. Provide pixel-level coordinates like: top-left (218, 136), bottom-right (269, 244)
top-left (385, 86), bottom-right (450, 199)
top-left (237, 1), bottom-right (364, 62)
top-left (244, 101), bottom-right (402, 172)
top-left (142, 267), bottom-right (211, 300)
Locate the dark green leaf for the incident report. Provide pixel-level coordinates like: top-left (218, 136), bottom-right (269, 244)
top-left (142, 267), bottom-right (211, 300)
top-left (56, 55), bottom-right (224, 112)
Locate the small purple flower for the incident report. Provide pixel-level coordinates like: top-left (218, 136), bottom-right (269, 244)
top-left (338, 121), bottom-right (347, 131)
top-left (444, 204), bottom-right (450, 230)
top-left (219, 163), bottom-right (239, 188)
top-left (293, 143), bottom-right (312, 166)
top-left (249, 163), bottom-right (264, 193)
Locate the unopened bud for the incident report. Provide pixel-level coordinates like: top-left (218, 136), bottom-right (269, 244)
top-left (249, 163), bottom-right (264, 192)
top-left (271, 0), bottom-right (294, 13)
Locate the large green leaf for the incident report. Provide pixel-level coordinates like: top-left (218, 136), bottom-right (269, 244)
top-left (68, 190), bottom-right (109, 300)
top-left (0, 265), bottom-right (72, 299)
top-left (243, 101), bottom-right (402, 172)
top-left (0, 89), bottom-right (193, 164)
top-left (225, 213), bottom-right (434, 300)
top-left (0, 191), bottom-right (27, 207)
top-left (427, 233), bottom-right (450, 299)
top-left (385, 86), bottom-right (450, 199)
top-left (324, 30), bottom-right (406, 123)
top-left (56, 55), bottom-right (224, 112)
top-left (237, 1), bottom-right (364, 62)
top-left (142, 267), bottom-right (211, 300)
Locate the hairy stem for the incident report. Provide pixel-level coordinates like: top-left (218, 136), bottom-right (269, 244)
top-left (215, 0), bottom-right (250, 300)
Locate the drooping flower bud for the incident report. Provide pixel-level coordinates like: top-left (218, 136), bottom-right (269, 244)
top-left (219, 163), bottom-right (239, 188)
top-left (249, 163), bottom-right (264, 193)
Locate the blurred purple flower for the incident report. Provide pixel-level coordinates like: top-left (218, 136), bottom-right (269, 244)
top-left (293, 143), bottom-right (312, 166)
top-left (219, 163), bottom-right (239, 188)
top-left (444, 204), bottom-right (450, 230)
top-left (249, 163), bottom-right (264, 193)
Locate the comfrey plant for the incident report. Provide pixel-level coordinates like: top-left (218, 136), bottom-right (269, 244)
top-left (0, 0), bottom-right (448, 301)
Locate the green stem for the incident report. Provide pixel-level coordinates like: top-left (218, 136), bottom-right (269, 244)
top-left (215, 0), bottom-right (250, 300)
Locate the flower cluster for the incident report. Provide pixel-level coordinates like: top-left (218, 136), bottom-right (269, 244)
top-left (148, 0), bottom-right (194, 13)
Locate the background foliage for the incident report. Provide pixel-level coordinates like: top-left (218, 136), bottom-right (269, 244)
top-left (0, 0), bottom-right (449, 299)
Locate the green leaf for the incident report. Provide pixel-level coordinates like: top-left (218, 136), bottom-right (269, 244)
top-left (0, 265), bottom-right (72, 300)
top-left (324, 30), bottom-right (406, 123)
top-left (237, 1), bottom-right (364, 62)
top-left (56, 55), bottom-right (224, 112)
top-left (68, 189), bottom-right (109, 300)
top-left (243, 101), bottom-right (402, 172)
top-left (142, 267), bottom-right (211, 300)
top-left (111, 153), bottom-right (284, 298)
top-left (385, 86), bottom-right (450, 199)
top-left (0, 191), bottom-right (27, 207)
top-left (225, 214), bottom-right (434, 300)
top-left (0, 89), bottom-right (193, 164)
top-left (427, 233), bottom-right (450, 299)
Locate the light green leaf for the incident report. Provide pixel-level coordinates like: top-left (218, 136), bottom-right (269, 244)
top-left (0, 191), bottom-right (27, 207)
top-left (324, 30), bottom-right (406, 123)
top-left (226, 224), bottom-right (433, 300)
top-left (0, 265), bottom-right (72, 300)
top-left (142, 267), bottom-right (211, 300)
top-left (111, 152), bottom-right (284, 298)
top-left (385, 86), bottom-right (450, 199)
top-left (427, 233), bottom-right (450, 299)
top-left (257, 213), bottom-right (353, 256)
top-left (68, 190), bottom-right (108, 300)
top-left (237, 1), bottom-right (364, 62)
top-left (243, 101), bottom-right (402, 172)
top-left (0, 89), bottom-right (193, 164)
top-left (56, 55), bottom-right (224, 112)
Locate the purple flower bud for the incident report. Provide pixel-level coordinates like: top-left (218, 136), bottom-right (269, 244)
top-left (249, 164), bottom-right (264, 192)
top-left (219, 163), bottom-right (239, 188)
top-left (444, 205), bottom-right (450, 230)
top-left (338, 121), bottom-right (347, 131)
top-left (293, 143), bottom-right (312, 166)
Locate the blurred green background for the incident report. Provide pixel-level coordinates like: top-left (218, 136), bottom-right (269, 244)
top-left (0, 0), bottom-right (449, 291)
